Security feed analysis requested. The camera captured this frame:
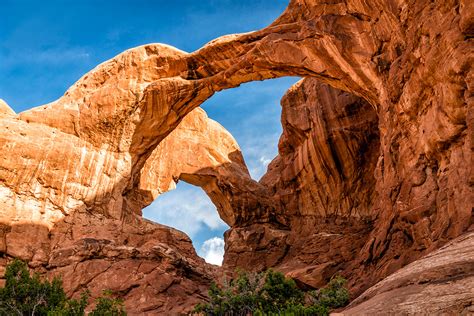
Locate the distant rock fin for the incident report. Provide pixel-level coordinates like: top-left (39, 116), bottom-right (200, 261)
top-left (0, 99), bottom-right (15, 117)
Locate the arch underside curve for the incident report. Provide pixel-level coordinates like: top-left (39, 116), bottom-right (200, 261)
top-left (0, 0), bottom-right (471, 314)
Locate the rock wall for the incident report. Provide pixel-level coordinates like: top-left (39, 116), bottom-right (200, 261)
top-left (262, 78), bottom-right (380, 220)
top-left (341, 231), bottom-right (474, 315)
top-left (0, 105), bottom-right (234, 314)
top-left (0, 0), bottom-right (472, 314)
top-left (224, 78), bottom-right (379, 291)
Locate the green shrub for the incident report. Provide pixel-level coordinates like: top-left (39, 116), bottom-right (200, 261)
top-left (0, 259), bottom-right (67, 315)
top-left (194, 271), bottom-right (263, 315)
top-left (309, 276), bottom-right (350, 309)
top-left (259, 269), bottom-right (304, 312)
top-left (0, 259), bottom-right (127, 315)
top-left (48, 291), bottom-right (89, 316)
top-left (192, 269), bottom-right (349, 316)
top-left (89, 290), bottom-right (126, 316)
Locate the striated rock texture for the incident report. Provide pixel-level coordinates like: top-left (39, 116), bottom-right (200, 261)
top-left (341, 231), bottom-right (474, 315)
top-left (224, 77), bottom-right (380, 291)
top-left (0, 0), bottom-right (472, 314)
top-left (0, 106), bottom-right (239, 314)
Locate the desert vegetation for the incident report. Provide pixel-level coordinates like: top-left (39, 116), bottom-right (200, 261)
top-left (193, 269), bottom-right (349, 316)
top-left (0, 259), bottom-right (350, 316)
top-left (0, 259), bottom-right (126, 315)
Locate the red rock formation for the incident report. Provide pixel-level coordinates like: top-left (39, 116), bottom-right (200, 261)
top-left (45, 211), bottom-right (217, 314)
top-left (221, 0), bottom-right (473, 296)
top-left (223, 78), bottom-right (379, 290)
top-left (262, 78), bottom-right (379, 220)
top-left (341, 231), bottom-right (474, 315)
top-left (0, 106), bottom-right (234, 314)
top-left (0, 0), bottom-right (472, 314)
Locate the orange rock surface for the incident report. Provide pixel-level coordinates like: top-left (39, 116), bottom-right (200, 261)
top-left (0, 0), bottom-right (472, 314)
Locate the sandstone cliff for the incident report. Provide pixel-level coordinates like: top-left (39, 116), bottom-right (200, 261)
top-left (342, 231), bottom-right (474, 314)
top-left (0, 0), bottom-right (472, 314)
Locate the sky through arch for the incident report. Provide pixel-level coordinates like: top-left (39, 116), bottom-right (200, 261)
top-left (142, 76), bottom-right (299, 265)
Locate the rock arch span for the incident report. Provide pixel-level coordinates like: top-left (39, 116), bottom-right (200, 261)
top-left (0, 0), bottom-right (472, 314)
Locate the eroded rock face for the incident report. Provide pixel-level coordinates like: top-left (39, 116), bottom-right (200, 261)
top-left (0, 0), bottom-right (472, 314)
top-left (223, 78), bottom-right (380, 291)
top-left (263, 77), bottom-right (380, 222)
top-left (0, 106), bottom-right (234, 314)
top-left (45, 211), bottom-right (217, 314)
top-left (341, 231), bottom-right (474, 315)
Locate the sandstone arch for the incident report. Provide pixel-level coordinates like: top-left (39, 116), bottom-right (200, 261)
top-left (132, 106), bottom-right (277, 228)
top-left (0, 0), bottom-right (472, 314)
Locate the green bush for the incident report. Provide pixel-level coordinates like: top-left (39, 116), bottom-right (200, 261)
top-left (192, 269), bottom-right (349, 316)
top-left (48, 291), bottom-right (89, 316)
top-left (308, 276), bottom-right (350, 309)
top-left (0, 259), bottom-right (67, 315)
top-left (259, 269), bottom-right (304, 312)
top-left (0, 259), bottom-right (127, 315)
top-left (89, 290), bottom-right (126, 316)
top-left (194, 270), bottom-right (264, 315)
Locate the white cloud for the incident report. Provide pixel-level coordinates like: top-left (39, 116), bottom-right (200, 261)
top-left (200, 237), bottom-right (225, 266)
top-left (1, 47), bottom-right (91, 69)
top-left (142, 182), bottom-right (228, 239)
top-left (242, 131), bottom-right (281, 180)
top-left (259, 156), bottom-right (272, 166)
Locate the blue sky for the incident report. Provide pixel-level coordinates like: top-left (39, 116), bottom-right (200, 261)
top-left (1, 0), bottom-right (299, 264)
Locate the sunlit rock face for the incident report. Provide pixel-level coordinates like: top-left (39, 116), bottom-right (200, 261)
top-left (0, 99), bottom-right (15, 118)
top-left (0, 0), bottom-right (472, 314)
top-left (223, 77), bottom-right (380, 291)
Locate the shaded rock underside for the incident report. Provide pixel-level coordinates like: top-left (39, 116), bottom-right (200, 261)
top-left (0, 0), bottom-right (473, 314)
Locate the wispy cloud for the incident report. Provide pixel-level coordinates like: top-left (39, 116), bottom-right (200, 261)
top-left (1, 47), bottom-right (91, 68)
top-left (242, 131), bottom-right (281, 180)
top-left (142, 182), bottom-right (228, 240)
top-left (199, 237), bottom-right (225, 266)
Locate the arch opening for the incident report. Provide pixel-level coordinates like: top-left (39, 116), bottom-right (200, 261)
top-left (139, 72), bottom-right (379, 271)
top-left (202, 77), bottom-right (301, 181)
top-left (142, 181), bottom-right (229, 266)
top-left (140, 76), bottom-right (301, 265)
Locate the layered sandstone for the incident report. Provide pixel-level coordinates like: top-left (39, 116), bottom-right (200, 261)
top-left (0, 106), bottom-right (237, 314)
top-left (341, 231), bottom-right (474, 315)
top-left (0, 0), bottom-right (472, 314)
top-left (224, 78), bottom-right (379, 290)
